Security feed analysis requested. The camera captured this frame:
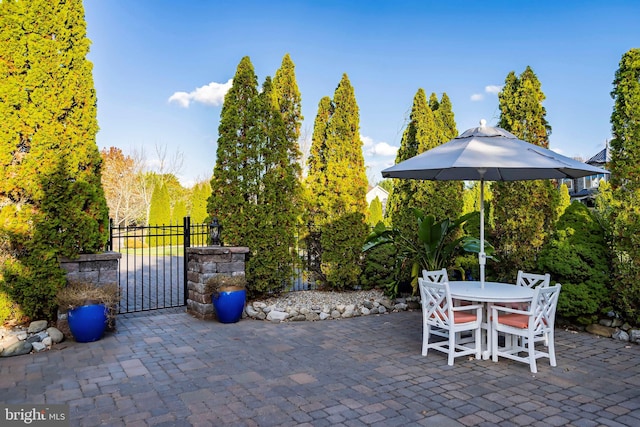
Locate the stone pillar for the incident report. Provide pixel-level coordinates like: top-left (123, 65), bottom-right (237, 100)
top-left (57, 251), bottom-right (122, 336)
top-left (186, 246), bottom-right (249, 320)
top-left (58, 252), bottom-right (121, 287)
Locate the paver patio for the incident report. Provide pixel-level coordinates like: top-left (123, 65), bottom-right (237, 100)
top-left (1, 308), bottom-right (639, 426)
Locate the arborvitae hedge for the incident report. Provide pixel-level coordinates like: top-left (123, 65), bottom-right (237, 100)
top-left (208, 55), bottom-right (302, 295)
top-left (385, 89), bottom-right (463, 283)
top-left (609, 48), bottom-right (640, 324)
top-left (306, 74), bottom-right (368, 289)
top-left (148, 183), bottom-right (171, 247)
top-left (369, 197), bottom-right (383, 227)
top-left (0, 0), bottom-right (109, 321)
top-left (492, 66), bottom-right (559, 281)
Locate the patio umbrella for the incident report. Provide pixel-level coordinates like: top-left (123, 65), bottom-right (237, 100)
top-left (381, 120), bottom-right (609, 287)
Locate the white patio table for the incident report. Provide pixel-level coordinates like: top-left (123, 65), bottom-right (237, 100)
top-left (448, 281), bottom-right (534, 360)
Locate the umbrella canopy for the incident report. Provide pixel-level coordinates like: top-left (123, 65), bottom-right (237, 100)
top-left (383, 121), bottom-right (608, 181)
top-left (381, 120), bottom-right (610, 286)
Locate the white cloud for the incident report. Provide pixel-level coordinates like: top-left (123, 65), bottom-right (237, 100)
top-left (362, 135), bottom-right (398, 157)
top-left (368, 141), bottom-right (399, 157)
top-left (361, 135), bottom-right (374, 149)
top-left (471, 85), bottom-right (503, 102)
top-left (168, 79), bottom-right (233, 108)
top-left (485, 85), bottom-right (502, 94)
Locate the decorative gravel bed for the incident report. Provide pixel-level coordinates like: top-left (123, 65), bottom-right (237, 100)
top-left (245, 289), bottom-right (419, 322)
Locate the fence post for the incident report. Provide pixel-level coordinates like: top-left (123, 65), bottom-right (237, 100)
top-left (108, 218), bottom-right (113, 251)
top-left (183, 216), bottom-right (191, 304)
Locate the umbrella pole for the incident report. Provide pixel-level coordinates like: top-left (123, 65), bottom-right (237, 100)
top-left (479, 179), bottom-right (486, 288)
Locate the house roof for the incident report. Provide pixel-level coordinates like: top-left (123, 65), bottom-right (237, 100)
top-left (586, 147), bottom-right (610, 165)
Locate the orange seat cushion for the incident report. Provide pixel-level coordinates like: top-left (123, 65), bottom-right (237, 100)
top-left (497, 313), bottom-right (529, 328)
top-left (453, 311), bottom-right (477, 323)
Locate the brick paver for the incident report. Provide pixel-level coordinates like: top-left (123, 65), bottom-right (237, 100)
top-left (1, 308), bottom-right (639, 426)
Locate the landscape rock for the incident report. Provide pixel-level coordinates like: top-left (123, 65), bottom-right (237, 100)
top-left (266, 310), bottom-right (288, 322)
top-left (305, 312), bottom-right (320, 321)
top-left (46, 327), bottom-right (64, 344)
top-left (27, 320), bottom-right (48, 334)
top-left (586, 324), bottom-right (615, 337)
top-left (26, 334), bottom-right (43, 344)
top-left (32, 342), bottom-right (47, 352)
top-left (1, 341), bottom-right (33, 357)
top-left (245, 305), bottom-right (260, 318)
top-left (612, 330), bottom-right (629, 342)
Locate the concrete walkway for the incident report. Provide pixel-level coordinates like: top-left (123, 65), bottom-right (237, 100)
top-left (1, 308), bottom-right (639, 426)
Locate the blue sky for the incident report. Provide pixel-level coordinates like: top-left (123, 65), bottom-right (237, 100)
top-left (84, 0), bottom-right (639, 187)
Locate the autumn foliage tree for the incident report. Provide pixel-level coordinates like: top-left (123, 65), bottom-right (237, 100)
top-left (0, 0), bottom-right (109, 320)
top-left (101, 147), bottom-right (146, 226)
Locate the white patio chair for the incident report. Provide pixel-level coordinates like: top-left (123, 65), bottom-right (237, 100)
top-left (510, 271), bottom-right (553, 344)
top-left (420, 269), bottom-right (450, 338)
top-left (418, 278), bottom-right (483, 366)
top-left (490, 284), bottom-right (562, 373)
top-left (516, 271), bottom-right (551, 289)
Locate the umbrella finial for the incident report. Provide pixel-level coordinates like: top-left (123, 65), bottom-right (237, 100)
top-left (480, 119), bottom-right (487, 128)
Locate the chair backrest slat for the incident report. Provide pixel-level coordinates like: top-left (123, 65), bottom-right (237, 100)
top-left (516, 271), bottom-right (551, 289)
top-left (422, 268), bottom-right (448, 283)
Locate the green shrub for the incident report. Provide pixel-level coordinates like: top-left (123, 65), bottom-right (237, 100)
top-left (360, 243), bottom-right (397, 294)
top-left (1, 253), bottom-right (66, 322)
top-left (537, 201), bottom-right (612, 325)
top-left (0, 289), bottom-right (25, 325)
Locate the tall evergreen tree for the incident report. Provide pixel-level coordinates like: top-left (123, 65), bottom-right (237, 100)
top-left (387, 89), bottom-right (462, 238)
top-left (0, 0), bottom-right (109, 320)
top-left (430, 92), bottom-right (464, 217)
top-left (189, 181), bottom-right (211, 224)
top-left (369, 196), bottom-right (384, 226)
top-left (493, 66), bottom-right (558, 280)
top-left (208, 56), bottom-right (260, 245)
top-left (306, 74), bottom-right (368, 289)
top-left (434, 93), bottom-right (458, 141)
top-left (207, 56), bottom-right (302, 294)
top-left (148, 183), bottom-right (171, 247)
top-left (609, 48), bottom-right (640, 323)
top-left (272, 54), bottom-right (303, 155)
top-left (387, 89), bottom-right (433, 240)
top-left (249, 75), bottom-right (302, 293)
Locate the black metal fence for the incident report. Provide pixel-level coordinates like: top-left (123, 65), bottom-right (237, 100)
top-left (108, 217), bottom-right (209, 313)
top-left (108, 217), bottom-right (315, 313)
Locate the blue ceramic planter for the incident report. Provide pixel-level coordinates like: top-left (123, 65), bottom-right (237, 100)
top-left (212, 289), bottom-right (246, 323)
top-left (68, 304), bottom-right (108, 342)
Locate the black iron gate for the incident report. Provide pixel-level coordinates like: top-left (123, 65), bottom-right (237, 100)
top-left (108, 217), bottom-right (209, 313)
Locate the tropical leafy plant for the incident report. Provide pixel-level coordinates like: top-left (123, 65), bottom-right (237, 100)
top-left (363, 209), bottom-right (495, 296)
